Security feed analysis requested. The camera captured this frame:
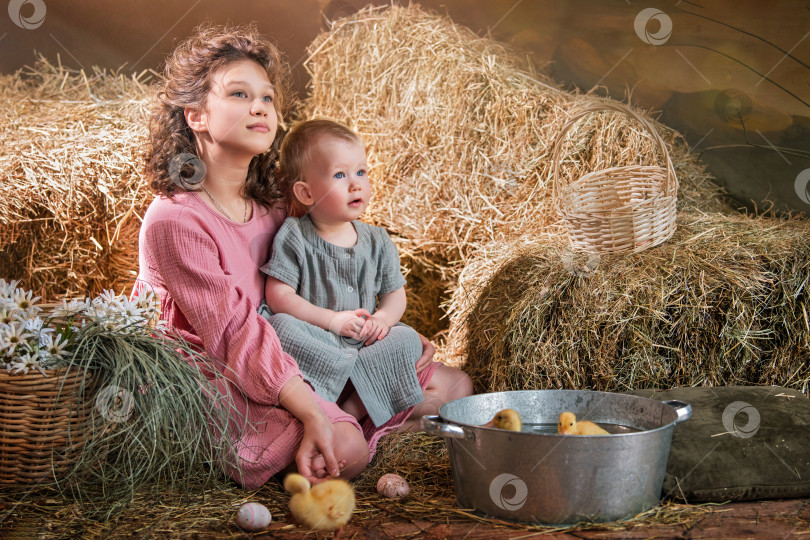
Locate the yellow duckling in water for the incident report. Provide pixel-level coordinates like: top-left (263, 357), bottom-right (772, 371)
top-left (557, 411), bottom-right (609, 435)
top-left (482, 408), bottom-right (523, 431)
top-left (284, 473), bottom-right (355, 538)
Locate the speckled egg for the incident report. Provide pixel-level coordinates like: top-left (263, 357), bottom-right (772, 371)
top-left (234, 502), bottom-right (272, 531)
top-left (376, 473), bottom-right (410, 499)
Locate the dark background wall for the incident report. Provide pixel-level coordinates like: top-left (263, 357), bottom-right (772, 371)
top-left (2, 0), bottom-right (808, 214)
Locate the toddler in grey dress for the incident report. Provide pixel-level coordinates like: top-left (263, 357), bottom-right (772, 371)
top-left (259, 119), bottom-right (423, 427)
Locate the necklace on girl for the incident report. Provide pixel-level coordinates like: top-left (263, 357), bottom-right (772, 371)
top-left (201, 185), bottom-right (249, 223)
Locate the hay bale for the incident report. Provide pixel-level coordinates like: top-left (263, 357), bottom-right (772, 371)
top-left (395, 241), bottom-right (455, 337)
top-left (300, 4), bottom-right (732, 338)
top-left (0, 57), bottom-right (153, 299)
top-left (445, 211), bottom-right (810, 395)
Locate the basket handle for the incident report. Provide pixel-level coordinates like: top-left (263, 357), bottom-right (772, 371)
top-left (551, 101), bottom-right (678, 208)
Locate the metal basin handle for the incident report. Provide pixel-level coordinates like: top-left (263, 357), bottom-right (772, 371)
top-left (421, 415), bottom-right (473, 440)
top-left (662, 400), bottom-right (692, 423)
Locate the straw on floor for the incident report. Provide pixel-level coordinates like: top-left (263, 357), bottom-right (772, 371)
top-left (0, 430), bottom-right (720, 537)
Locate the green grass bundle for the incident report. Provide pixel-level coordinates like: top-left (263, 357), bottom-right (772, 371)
top-left (58, 325), bottom-right (243, 514)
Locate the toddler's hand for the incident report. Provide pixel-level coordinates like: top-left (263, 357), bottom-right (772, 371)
top-left (359, 315), bottom-right (390, 346)
top-left (330, 309), bottom-right (371, 339)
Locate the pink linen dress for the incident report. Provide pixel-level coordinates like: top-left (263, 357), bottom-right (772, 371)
top-left (133, 192), bottom-right (438, 489)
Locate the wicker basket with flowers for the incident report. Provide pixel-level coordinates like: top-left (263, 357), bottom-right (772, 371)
top-left (0, 278), bottom-right (241, 507)
top-left (0, 279), bottom-right (160, 486)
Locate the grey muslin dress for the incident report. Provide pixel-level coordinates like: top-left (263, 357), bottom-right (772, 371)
top-left (259, 216), bottom-right (423, 427)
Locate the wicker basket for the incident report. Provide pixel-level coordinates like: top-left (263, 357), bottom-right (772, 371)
top-left (552, 101), bottom-right (678, 254)
top-left (0, 368), bottom-right (96, 486)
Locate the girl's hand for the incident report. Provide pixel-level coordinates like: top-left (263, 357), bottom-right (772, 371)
top-left (330, 309), bottom-right (371, 339)
top-left (296, 412), bottom-right (342, 483)
top-left (359, 315), bottom-right (390, 346)
top-left (279, 376), bottom-right (345, 484)
top-left (415, 332), bottom-right (436, 374)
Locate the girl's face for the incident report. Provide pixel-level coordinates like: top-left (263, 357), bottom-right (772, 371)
top-left (188, 59), bottom-right (278, 158)
top-left (295, 135), bottom-right (371, 225)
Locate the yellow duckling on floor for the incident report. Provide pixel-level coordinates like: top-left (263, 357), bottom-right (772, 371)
top-left (557, 411), bottom-right (609, 435)
top-left (284, 473), bottom-right (355, 538)
top-left (482, 408), bottom-right (523, 431)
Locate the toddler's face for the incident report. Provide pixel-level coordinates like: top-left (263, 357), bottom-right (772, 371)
top-left (297, 135), bottom-right (371, 224)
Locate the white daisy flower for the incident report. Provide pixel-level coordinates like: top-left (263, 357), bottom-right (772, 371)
top-left (23, 305), bottom-right (43, 320)
top-left (51, 298), bottom-right (88, 319)
top-left (0, 338), bottom-right (14, 360)
top-left (39, 330), bottom-right (68, 354)
top-left (9, 351), bottom-right (43, 375)
top-left (10, 288), bottom-right (41, 313)
top-left (152, 319), bottom-right (168, 333)
top-left (0, 307), bottom-right (24, 326)
top-left (24, 315), bottom-right (49, 335)
top-left (88, 292), bottom-right (145, 331)
top-left (85, 301), bottom-right (117, 321)
top-left (94, 289), bottom-right (124, 310)
top-left (119, 296), bottom-right (145, 322)
top-left (134, 289), bottom-right (160, 311)
top-left (0, 322), bottom-right (31, 355)
top-left (131, 290), bottom-right (162, 328)
top-left (0, 279), bottom-right (20, 299)
top-left (0, 284), bottom-right (162, 371)
top-left (102, 318), bottom-right (126, 332)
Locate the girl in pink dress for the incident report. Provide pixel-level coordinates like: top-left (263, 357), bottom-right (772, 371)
top-left (133, 23), bottom-right (472, 489)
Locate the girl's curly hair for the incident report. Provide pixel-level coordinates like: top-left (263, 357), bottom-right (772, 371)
top-left (143, 23), bottom-right (290, 206)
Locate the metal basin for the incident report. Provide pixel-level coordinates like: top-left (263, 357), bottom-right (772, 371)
top-left (422, 389), bottom-right (691, 525)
